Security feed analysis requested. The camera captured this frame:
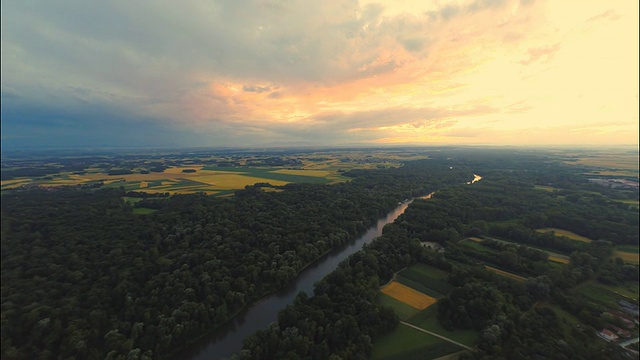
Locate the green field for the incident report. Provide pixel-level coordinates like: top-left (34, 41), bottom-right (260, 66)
top-left (407, 263), bottom-right (450, 280)
top-left (371, 324), bottom-right (463, 360)
top-left (616, 244), bottom-right (640, 253)
top-left (460, 239), bottom-right (497, 253)
top-left (132, 208), bottom-right (157, 215)
top-left (202, 166), bottom-right (336, 184)
top-left (398, 265), bottom-right (453, 297)
top-left (374, 263), bottom-right (475, 360)
top-left (599, 281), bottom-right (639, 301)
top-left (407, 304), bottom-right (479, 347)
top-left (376, 293), bottom-right (420, 320)
top-left (536, 228), bottom-right (593, 243)
top-left (122, 196), bottom-right (144, 204)
top-left (534, 185), bottom-right (559, 192)
top-left (574, 283), bottom-right (626, 308)
top-left (543, 304), bottom-right (581, 326)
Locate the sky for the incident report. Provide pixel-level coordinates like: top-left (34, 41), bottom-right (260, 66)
top-left (1, 0), bottom-right (638, 149)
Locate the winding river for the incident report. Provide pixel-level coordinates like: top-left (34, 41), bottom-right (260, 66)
top-left (177, 194), bottom-right (435, 360)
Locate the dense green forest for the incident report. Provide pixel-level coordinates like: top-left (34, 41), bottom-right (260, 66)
top-left (1, 158), bottom-right (471, 359)
top-left (236, 150), bottom-right (638, 360)
top-left (2, 148), bottom-right (638, 360)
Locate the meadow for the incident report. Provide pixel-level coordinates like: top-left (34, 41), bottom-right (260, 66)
top-left (371, 324), bottom-right (463, 360)
top-left (380, 281), bottom-right (437, 310)
top-left (1, 150), bottom-right (413, 195)
top-left (484, 266), bottom-right (526, 282)
top-left (373, 262), bottom-right (476, 360)
top-left (536, 228), bottom-right (593, 243)
top-left (611, 244), bottom-right (640, 265)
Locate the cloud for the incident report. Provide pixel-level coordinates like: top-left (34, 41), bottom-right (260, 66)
top-left (586, 10), bottom-right (620, 23)
top-left (1, 0), bottom-right (636, 148)
top-left (519, 43), bottom-right (561, 65)
top-left (242, 85), bottom-right (272, 93)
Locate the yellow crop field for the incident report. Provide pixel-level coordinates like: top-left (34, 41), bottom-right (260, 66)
top-left (380, 281), bottom-right (437, 310)
top-left (548, 255), bottom-right (570, 264)
top-left (1, 178), bottom-right (32, 186)
top-left (590, 170), bottom-right (639, 177)
top-left (568, 156), bottom-right (639, 170)
top-left (1, 179), bottom-right (32, 189)
top-left (271, 169), bottom-right (331, 177)
top-left (162, 166), bottom-right (205, 174)
top-left (468, 237), bottom-right (483, 242)
top-left (139, 181), bottom-right (149, 188)
top-left (536, 228), bottom-right (592, 243)
top-left (191, 174), bottom-right (289, 188)
top-left (614, 251), bottom-right (640, 264)
top-left (485, 266), bottom-right (526, 282)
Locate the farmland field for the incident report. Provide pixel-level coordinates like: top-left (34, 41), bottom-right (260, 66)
top-left (484, 266), bottom-right (526, 282)
top-left (132, 208), bottom-right (157, 215)
top-left (565, 154), bottom-right (639, 171)
top-left (460, 239), bottom-right (497, 253)
top-left (534, 185), bottom-right (559, 192)
top-left (371, 324), bottom-right (462, 360)
top-left (380, 281), bottom-right (437, 310)
top-left (548, 255), bottom-right (570, 264)
top-left (396, 276), bottom-right (445, 300)
top-left (614, 251), bottom-right (640, 264)
top-left (407, 304), bottom-right (479, 347)
top-left (536, 228), bottom-right (593, 243)
top-left (406, 263), bottom-right (450, 280)
top-left (573, 282), bottom-right (633, 308)
top-left (376, 293), bottom-right (420, 320)
top-left (397, 265), bottom-right (452, 297)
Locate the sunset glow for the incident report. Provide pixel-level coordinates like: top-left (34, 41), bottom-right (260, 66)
top-left (1, 0), bottom-right (638, 148)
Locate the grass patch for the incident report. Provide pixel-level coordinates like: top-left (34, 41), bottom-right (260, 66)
top-left (132, 208), bottom-right (157, 215)
top-left (407, 303), bottom-right (479, 347)
top-left (460, 240), bottom-right (498, 253)
top-left (270, 169), bottom-right (332, 177)
top-left (396, 276), bottom-right (445, 299)
top-left (122, 197), bottom-right (144, 204)
top-left (616, 244), bottom-right (640, 253)
top-left (534, 185), bottom-right (559, 192)
top-left (380, 281), bottom-right (437, 310)
top-left (371, 324), bottom-right (462, 360)
top-left (544, 304), bottom-right (581, 326)
top-left (568, 155), bottom-right (639, 171)
top-left (613, 251), bottom-right (640, 264)
top-left (202, 166), bottom-right (333, 184)
top-left (599, 281), bottom-right (639, 301)
top-left (536, 228), bottom-right (593, 243)
top-left (485, 266), bottom-right (526, 282)
top-left (409, 263), bottom-right (450, 280)
top-left (399, 266), bottom-right (453, 296)
top-left (548, 255), bottom-right (570, 264)
top-left (573, 283), bottom-right (628, 308)
top-left (376, 293), bottom-right (420, 320)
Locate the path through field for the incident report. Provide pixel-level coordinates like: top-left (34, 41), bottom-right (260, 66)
top-left (399, 321), bottom-right (475, 351)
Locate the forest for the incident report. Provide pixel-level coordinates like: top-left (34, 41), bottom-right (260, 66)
top-left (236, 149), bottom-right (639, 360)
top-left (1, 148), bottom-right (638, 360)
top-left (1, 154), bottom-right (471, 359)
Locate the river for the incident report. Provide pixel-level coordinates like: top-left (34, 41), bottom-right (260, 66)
top-left (178, 194), bottom-right (433, 360)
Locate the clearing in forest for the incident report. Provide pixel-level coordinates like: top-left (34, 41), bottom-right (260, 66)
top-left (484, 266), bottom-right (526, 282)
top-left (381, 281), bottom-right (436, 310)
top-left (536, 228), bottom-right (593, 243)
top-left (548, 255), bottom-right (570, 264)
top-left (613, 251), bottom-right (640, 264)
